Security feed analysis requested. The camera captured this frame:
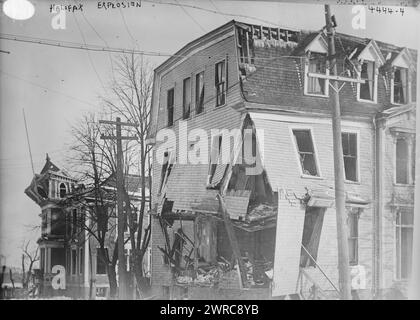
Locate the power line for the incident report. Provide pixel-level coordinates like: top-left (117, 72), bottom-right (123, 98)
top-left (0, 33), bottom-right (304, 62)
top-left (0, 69), bottom-right (98, 108)
top-left (143, 0), bottom-right (299, 31)
top-left (72, 11), bottom-right (107, 91)
top-left (73, 0), bottom-right (116, 79)
top-left (174, 0), bottom-right (207, 33)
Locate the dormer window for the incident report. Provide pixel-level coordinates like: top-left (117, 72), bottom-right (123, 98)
top-left (355, 40), bottom-right (384, 104)
top-left (358, 60), bottom-right (376, 102)
top-left (306, 53), bottom-right (328, 96)
top-left (392, 67), bottom-right (408, 104)
top-left (390, 48), bottom-right (413, 105)
top-left (302, 33), bottom-right (329, 98)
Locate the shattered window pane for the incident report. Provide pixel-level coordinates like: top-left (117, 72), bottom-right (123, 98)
top-left (292, 130), bottom-right (319, 176)
top-left (342, 132), bottom-right (358, 182)
top-left (215, 60), bottom-right (226, 106)
top-left (396, 208), bottom-right (413, 279)
top-left (195, 72), bottom-right (204, 114)
top-left (167, 88), bottom-right (174, 127)
top-left (347, 211), bottom-right (359, 265)
top-left (359, 61), bottom-right (375, 101)
top-left (396, 138), bottom-right (409, 184)
top-left (307, 53), bottom-right (327, 95)
top-left (96, 247), bottom-right (108, 275)
top-left (393, 67), bottom-right (408, 104)
top-left (183, 77), bottom-right (191, 119)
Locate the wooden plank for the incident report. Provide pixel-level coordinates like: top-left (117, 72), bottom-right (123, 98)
top-left (217, 194), bottom-right (248, 288)
top-left (272, 190), bottom-right (305, 297)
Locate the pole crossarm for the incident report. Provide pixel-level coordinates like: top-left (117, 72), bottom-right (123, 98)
top-left (307, 72), bottom-right (366, 84)
top-left (99, 119), bottom-right (139, 127)
top-left (100, 135), bottom-right (138, 141)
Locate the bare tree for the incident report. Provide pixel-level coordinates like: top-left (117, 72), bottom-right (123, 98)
top-left (21, 240), bottom-right (39, 289)
top-left (102, 54), bottom-right (154, 295)
top-left (65, 112), bottom-right (137, 298)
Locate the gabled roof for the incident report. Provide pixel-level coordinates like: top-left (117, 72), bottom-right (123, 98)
top-left (292, 32), bottom-right (327, 56)
top-left (355, 39), bottom-right (385, 65)
top-left (40, 153), bottom-right (60, 174)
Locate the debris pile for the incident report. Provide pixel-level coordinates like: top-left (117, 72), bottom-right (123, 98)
top-left (175, 257), bottom-right (273, 289)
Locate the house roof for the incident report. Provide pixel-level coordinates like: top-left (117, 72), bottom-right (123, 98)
top-left (103, 173), bottom-right (150, 193)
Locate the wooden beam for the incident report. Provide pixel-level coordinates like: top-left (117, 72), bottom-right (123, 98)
top-left (217, 194), bottom-right (248, 288)
top-left (307, 72), bottom-right (366, 84)
top-left (99, 119), bottom-right (138, 127)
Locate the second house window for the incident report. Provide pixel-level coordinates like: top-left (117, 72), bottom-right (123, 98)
top-left (195, 72), bottom-right (204, 114)
top-left (393, 67), bottom-right (408, 104)
top-left (292, 129), bottom-right (319, 177)
top-left (215, 60), bottom-right (226, 106)
top-left (342, 132), bottom-right (358, 182)
top-left (358, 60), bottom-right (375, 101)
top-left (167, 88), bottom-right (174, 127)
top-left (306, 53), bottom-right (328, 96)
top-left (183, 77), bottom-right (191, 119)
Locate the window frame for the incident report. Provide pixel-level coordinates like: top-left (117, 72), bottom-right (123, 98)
top-left (158, 149), bottom-right (174, 195)
top-left (347, 208), bottom-right (360, 266)
top-left (304, 53), bottom-right (330, 98)
top-left (395, 137), bottom-right (410, 185)
top-left (96, 247), bottom-right (109, 275)
top-left (195, 71), bottom-right (205, 115)
top-left (341, 130), bottom-right (360, 183)
top-left (391, 66), bottom-right (410, 105)
top-left (394, 207), bottom-right (414, 280)
top-left (356, 59), bottom-right (378, 103)
top-left (215, 59), bottom-right (227, 107)
top-left (166, 88), bottom-right (175, 127)
top-left (79, 248), bottom-right (84, 275)
top-left (207, 134), bottom-right (223, 185)
top-left (290, 127), bottom-right (322, 179)
top-left (182, 77), bottom-right (191, 120)
top-left (71, 248), bottom-right (77, 275)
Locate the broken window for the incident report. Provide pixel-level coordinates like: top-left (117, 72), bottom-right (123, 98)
top-left (96, 247), bottom-right (108, 275)
top-left (183, 77), bottom-right (191, 119)
top-left (215, 60), bottom-right (226, 106)
top-left (195, 72), bottom-right (204, 114)
top-left (167, 88), bottom-right (174, 127)
top-left (396, 138), bottom-right (409, 184)
top-left (72, 208), bottom-right (77, 236)
top-left (342, 132), bottom-right (358, 182)
top-left (79, 248), bottom-right (84, 275)
top-left (59, 183), bottom-right (67, 198)
top-left (396, 208), bottom-right (413, 279)
top-left (237, 27), bottom-right (255, 64)
top-left (412, 143), bottom-right (416, 184)
top-left (159, 150), bottom-right (174, 194)
top-left (40, 248), bottom-right (45, 271)
top-left (359, 60), bottom-right (375, 101)
top-left (347, 209), bottom-right (359, 265)
top-left (208, 135), bottom-right (223, 185)
top-left (300, 207), bottom-right (325, 267)
top-left (71, 249), bottom-right (77, 275)
top-left (393, 67), bottom-right (408, 104)
top-left (51, 208), bottom-right (65, 236)
top-left (306, 53), bottom-right (327, 96)
top-left (292, 130), bottom-right (319, 176)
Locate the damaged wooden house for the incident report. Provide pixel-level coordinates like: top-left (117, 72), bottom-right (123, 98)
top-left (146, 20), bottom-right (417, 299)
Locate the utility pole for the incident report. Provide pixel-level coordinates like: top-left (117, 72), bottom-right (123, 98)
top-left (324, 4), bottom-right (352, 300)
top-left (99, 117), bottom-right (138, 300)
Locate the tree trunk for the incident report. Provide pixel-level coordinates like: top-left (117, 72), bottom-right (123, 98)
top-left (107, 264), bottom-right (118, 299)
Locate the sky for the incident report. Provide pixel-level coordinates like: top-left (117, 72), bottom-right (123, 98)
top-left (0, 0), bottom-right (418, 268)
